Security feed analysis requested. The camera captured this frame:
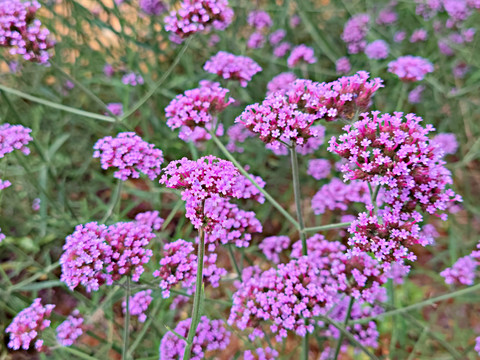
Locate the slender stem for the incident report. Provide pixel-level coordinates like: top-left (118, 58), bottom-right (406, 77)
top-left (303, 222), bottom-right (351, 233)
top-left (183, 227), bottom-right (206, 360)
top-left (211, 134), bottom-right (300, 230)
top-left (227, 244), bottom-right (242, 279)
top-left (333, 296), bottom-right (355, 360)
top-left (122, 277), bottom-right (130, 360)
top-left (102, 180), bottom-right (123, 223)
top-left (395, 82), bottom-right (408, 111)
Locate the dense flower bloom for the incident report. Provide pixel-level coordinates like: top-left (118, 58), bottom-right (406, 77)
top-left (269, 29), bottom-right (286, 45)
top-left (247, 10), bottom-right (272, 29)
top-left (165, 80), bottom-right (233, 132)
top-left (178, 121), bottom-right (224, 147)
top-left (440, 255), bottom-right (477, 285)
top-left (388, 56), bottom-right (434, 82)
top-left (410, 29), bottom-right (428, 42)
top-left (266, 72), bottom-right (297, 95)
top-left (273, 42), bottom-right (291, 57)
top-left (159, 316), bottom-right (230, 360)
top-left (287, 44), bottom-right (317, 68)
top-left (247, 32), bottom-right (265, 49)
top-left (123, 290), bottom-right (152, 322)
top-left (139, 0), bottom-right (166, 15)
top-left (106, 103), bottom-right (123, 116)
top-left (307, 159), bottom-right (332, 180)
top-left (60, 221), bottom-right (155, 292)
top-left (376, 8), bottom-right (397, 25)
top-left (56, 310), bottom-right (84, 347)
top-left (226, 124), bottom-right (256, 153)
top-left (121, 72), bottom-right (144, 86)
top-left (408, 85), bottom-right (425, 104)
top-left (431, 133), bottom-right (458, 156)
top-left (265, 125), bottom-right (325, 156)
top-left (93, 132), bottom-right (164, 181)
top-left (342, 14), bottom-right (370, 54)
top-left (204, 51), bottom-right (262, 87)
top-left (259, 235), bottom-right (290, 263)
top-left (0, 123), bottom-right (33, 158)
top-left (244, 347), bottom-right (279, 360)
top-left (365, 40), bottom-right (389, 60)
top-left (0, 0), bottom-right (54, 64)
top-left (394, 31), bottom-right (406, 43)
top-left (164, 0), bottom-right (233, 42)
top-left (135, 210), bottom-right (164, 231)
top-left (336, 57), bottom-right (351, 74)
top-left (160, 156), bottom-right (241, 229)
top-left (6, 298), bottom-right (55, 351)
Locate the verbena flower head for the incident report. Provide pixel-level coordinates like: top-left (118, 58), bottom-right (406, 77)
top-left (269, 29), bottom-right (286, 45)
top-left (204, 51), bottom-right (262, 87)
top-left (60, 221), bottom-right (155, 292)
top-left (121, 72), bottom-right (144, 86)
top-left (159, 316), bottom-right (230, 360)
top-left (0, 123), bottom-right (32, 158)
top-left (342, 13), bottom-right (370, 54)
top-left (93, 132), bottom-right (164, 181)
top-left (410, 29), bottom-right (428, 42)
top-left (376, 8), bottom-right (397, 25)
top-left (476, 336), bottom-right (480, 357)
top-left (165, 80), bottom-right (234, 132)
top-left (134, 210), bottom-right (164, 231)
top-left (226, 124), bottom-right (256, 153)
top-left (440, 255), bottom-right (477, 285)
top-left (247, 32), bottom-right (265, 49)
top-left (6, 298), bottom-right (55, 351)
top-left (394, 31), bottom-right (406, 43)
top-left (388, 56), bottom-right (434, 82)
top-left (431, 133), bottom-right (458, 156)
top-left (178, 123), bottom-right (223, 147)
top-left (266, 72), bottom-right (297, 95)
top-left (106, 103), bottom-right (123, 116)
top-left (164, 0), bottom-right (233, 42)
top-left (259, 235), bottom-right (290, 263)
top-left (273, 42), bottom-right (291, 57)
top-left (307, 159), bottom-right (332, 180)
top-left (364, 40), bottom-right (389, 60)
top-left (247, 10), bottom-right (272, 29)
top-left (336, 57), bottom-right (351, 75)
top-left (122, 290), bottom-right (152, 322)
top-left (160, 156), bottom-right (241, 229)
top-left (0, 0), bottom-right (54, 64)
top-left (408, 85), bottom-right (425, 104)
top-left (56, 310), bottom-right (84, 347)
top-left (287, 44), bottom-right (317, 68)
top-left (244, 347), bottom-right (279, 360)
top-left (139, 0), bottom-right (167, 15)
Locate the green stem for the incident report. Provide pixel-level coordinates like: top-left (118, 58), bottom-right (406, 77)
top-left (395, 82), bottom-right (408, 111)
top-left (0, 84), bottom-right (115, 123)
top-left (227, 244), bottom-right (242, 279)
top-left (333, 296), bottom-right (355, 360)
top-left (303, 222), bottom-right (351, 233)
top-left (101, 180), bottom-right (123, 223)
top-left (122, 277), bottom-right (131, 360)
top-left (211, 134), bottom-right (300, 230)
top-left (183, 227), bottom-right (206, 360)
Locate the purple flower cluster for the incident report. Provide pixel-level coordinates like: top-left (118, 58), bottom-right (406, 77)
top-left (408, 85), bottom-right (426, 104)
top-left (233, 172), bottom-right (266, 203)
top-left (307, 159), bottom-right (332, 180)
top-left (365, 40), bottom-right (389, 60)
top-left (376, 7), bottom-right (397, 25)
top-left (273, 42), bottom-right (291, 57)
top-left (60, 221), bottom-right (155, 292)
top-left (410, 29), bottom-right (428, 42)
top-left (159, 316), bottom-right (230, 360)
top-left (266, 72), bottom-right (297, 95)
top-left (134, 210), bottom-right (164, 231)
top-left (259, 235), bottom-right (290, 263)
top-left (311, 179), bottom-right (370, 214)
top-left (6, 298), bottom-right (55, 351)
top-left (204, 51), bottom-right (262, 87)
top-left (287, 44), bottom-right (317, 68)
top-left (431, 133), bottom-right (458, 156)
top-left (121, 72), bottom-right (144, 86)
top-left (244, 347), bottom-right (279, 360)
top-left (247, 32), bottom-right (265, 49)
top-left (0, 0), bottom-right (54, 64)
top-left (440, 255), bottom-right (477, 285)
top-left (329, 111), bottom-right (461, 265)
top-left (160, 155), bottom-right (241, 229)
top-left (122, 290), bottom-right (152, 322)
top-left (164, 0), bottom-right (233, 42)
top-left (269, 29), bottom-right (286, 45)
top-left (336, 57), bottom-right (351, 74)
top-left (106, 102), bottom-right (123, 116)
top-left (247, 10), bottom-right (272, 29)
top-left (388, 56), bottom-right (434, 82)
top-left (226, 124), bottom-right (256, 153)
top-left (165, 80), bottom-right (234, 133)
top-left (93, 132), bottom-right (164, 181)
top-left (0, 123), bottom-right (33, 158)
top-left (139, 0), bottom-right (167, 15)
top-left (342, 13), bottom-right (370, 54)
top-left (56, 310), bottom-right (84, 347)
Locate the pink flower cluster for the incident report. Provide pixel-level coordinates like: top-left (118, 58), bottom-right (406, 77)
top-left (204, 51), bottom-right (262, 87)
top-left (336, 57), bottom-right (351, 74)
top-left (164, 0), bottom-right (233, 42)
top-left (160, 316), bottom-right (230, 360)
top-left (342, 13), bottom-right (370, 54)
top-left (266, 72), bottom-right (297, 95)
top-left (165, 80), bottom-right (234, 134)
top-left (0, 0), bottom-right (54, 64)
top-left (93, 132), bottom-right (164, 181)
top-left (259, 235), bottom-right (290, 263)
top-left (134, 210), bottom-right (164, 231)
top-left (105, 103), bottom-right (123, 116)
top-left (247, 10), bottom-right (272, 29)
top-left (56, 310), bottom-right (84, 347)
top-left (431, 133), bottom-right (458, 156)
top-left (159, 156), bottom-right (241, 229)
top-left (365, 40), bottom-right (389, 60)
top-left (244, 347), bottom-right (279, 360)
top-left (307, 159), bottom-right (332, 180)
top-left (287, 44), bottom-right (317, 68)
top-left (329, 111), bottom-right (461, 265)
top-left (408, 85), bottom-right (426, 104)
top-left (269, 29), bottom-right (286, 45)
top-left (247, 32), bottom-right (265, 49)
top-left (0, 123), bottom-right (33, 158)
top-left (6, 298), bottom-right (55, 351)
top-left (440, 240), bottom-right (480, 285)
top-left (139, 0), bottom-right (166, 15)
top-left (60, 221), bottom-right (155, 292)
top-left (121, 72), bottom-right (144, 86)
top-left (388, 56), bottom-right (434, 82)
top-left (122, 290), bottom-right (152, 322)
top-left (233, 172), bottom-right (266, 203)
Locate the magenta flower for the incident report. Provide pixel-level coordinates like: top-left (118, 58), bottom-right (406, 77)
top-left (287, 44), bottom-right (317, 68)
top-left (247, 10), bottom-right (272, 29)
top-left (247, 32), bottom-right (265, 49)
top-left (440, 255), bottom-right (478, 285)
top-left (388, 56), bottom-right (434, 82)
top-left (56, 310), bottom-right (84, 347)
top-left (342, 13), bottom-right (370, 54)
top-left (0, 123), bottom-right (33, 158)
top-left (431, 133), bottom-right (458, 156)
top-left (93, 132), bottom-right (164, 181)
top-left (393, 31), bottom-right (406, 43)
top-left (165, 80), bottom-right (234, 133)
top-left (122, 290), bottom-right (152, 322)
top-left (0, 0), bottom-right (54, 64)
top-left (6, 298), bottom-right (55, 351)
top-left (226, 124), bottom-right (256, 153)
top-left (164, 0), bottom-right (233, 42)
top-left (269, 29), bottom-right (286, 45)
top-left (259, 235), bottom-right (290, 263)
top-left (376, 8), bottom-right (397, 25)
top-left (266, 72), bottom-right (297, 95)
top-left (307, 159), bottom-right (332, 180)
top-left (105, 102), bottom-right (123, 116)
top-left (410, 29), bottom-right (428, 43)
top-left (244, 347), bottom-right (279, 360)
top-left (121, 72), bottom-right (144, 86)
top-left (273, 42), bottom-right (291, 57)
top-left (160, 316), bottom-right (230, 360)
top-left (408, 85), bottom-right (426, 104)
top-left (335, 57), bottom-right (351, 75)
top-left (364, 40), bottom-right (389, 60)
top-left (32, 197), bottom-right (40, 211)
top-left (139, 0), bottom-right (166, 15)
top-left (134, 210), bottom-right (164, 231)
top-left (204, 51), bottom-right (262, 87)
